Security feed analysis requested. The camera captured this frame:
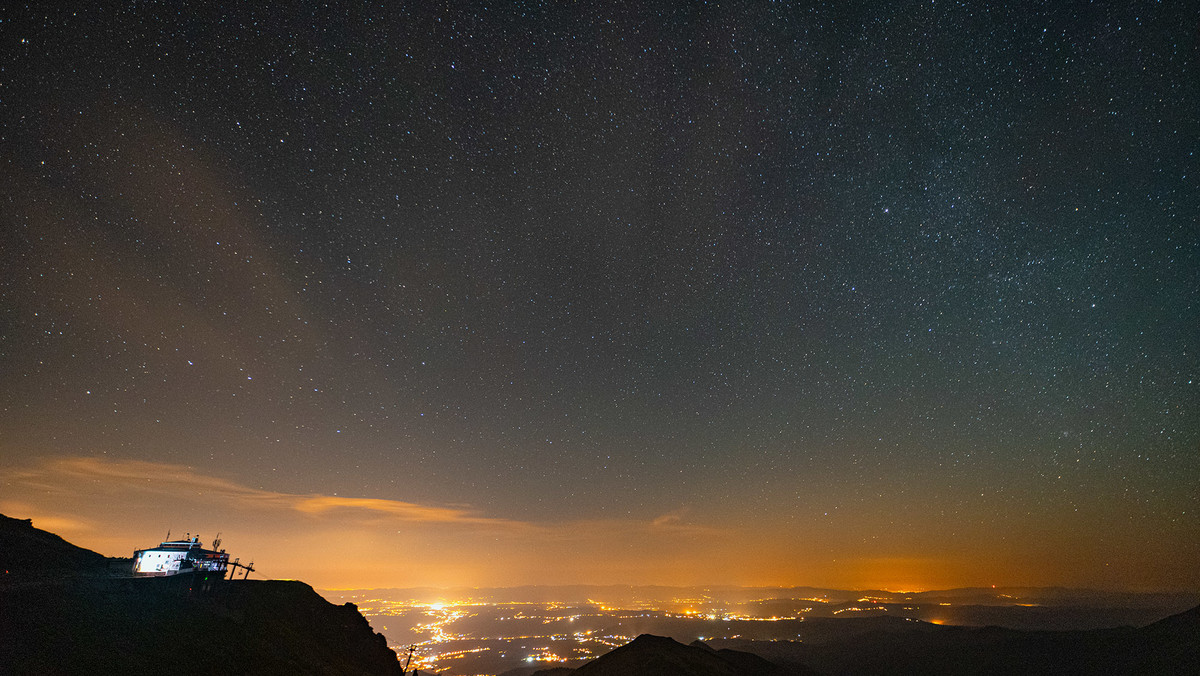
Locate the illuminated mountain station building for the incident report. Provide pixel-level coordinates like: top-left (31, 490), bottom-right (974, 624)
top-left (132, 535), bottom-right (230, 578)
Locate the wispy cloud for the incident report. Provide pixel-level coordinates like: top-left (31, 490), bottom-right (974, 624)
top-left (13, 457), bottom-right (720, 535)
top-left (13, 457), bottom-right (532, 530)
top-left (652, 507), bottom-right (692, 528)
top-left (291, 495), bottom-right (535, 530)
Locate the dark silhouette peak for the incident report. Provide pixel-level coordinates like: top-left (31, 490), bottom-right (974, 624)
top-left (0, 513), bottom-right (117, 577)
top-left (629, 633), bottom-right (683, 648)
top-left (1143, 604), bottom-right (1200, 636)
top-left (573, 633), bottom-right (792, 676)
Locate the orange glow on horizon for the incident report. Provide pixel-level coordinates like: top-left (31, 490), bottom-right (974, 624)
top-left (2, 455), bottom-right (1198, 593)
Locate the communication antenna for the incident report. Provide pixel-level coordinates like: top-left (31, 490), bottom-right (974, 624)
top-left (212, 533), bottom-right (222, 550)
top-left (165, 529), bottom-right (171, 541)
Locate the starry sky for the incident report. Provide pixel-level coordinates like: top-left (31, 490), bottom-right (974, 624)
top-left (2, 1), bottom-right (1197, 591)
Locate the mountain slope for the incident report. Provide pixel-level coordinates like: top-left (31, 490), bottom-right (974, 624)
top-left (0, 514), bottom-right (402, 675)
top-left (0, 513), bottom-right (124, 577)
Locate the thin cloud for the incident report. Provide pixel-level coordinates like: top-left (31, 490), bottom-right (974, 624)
top-left (291, 495), bottom-right (535, 530)
top-left (652, 507), bottom-right (693, 528)
top-left (16, 457), bottom-right (532, 530)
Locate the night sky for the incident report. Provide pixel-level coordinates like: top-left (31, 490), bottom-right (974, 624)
top-left (2, 2), bottom-right (1197, 591)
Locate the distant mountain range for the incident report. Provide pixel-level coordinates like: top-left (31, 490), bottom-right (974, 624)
top-left (339, 583), bottom-right (1196, 610)
top-left (334, 583), bottom-right (1199, 632)
top-left (502, 609), bottom-right (1200, 675)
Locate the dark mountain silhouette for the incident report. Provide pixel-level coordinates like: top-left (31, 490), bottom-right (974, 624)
top-left (0, 513), bottom-right (128, 578)
top-left (550, 633), bottom-right (801, 676)
top-left (498, 667), bottom-right (577, 676)
top-left (0, 514), bottom-right (402, 675)
top-left (1144, 602), bottom-right (1200, 636)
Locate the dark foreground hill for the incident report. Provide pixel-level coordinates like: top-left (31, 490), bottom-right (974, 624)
top-left (558, 633), bottom-right (816, 676)
top-left (0, 515), bottom-right (402, 675)
top-left (0, 513), bottom-right (129, 578)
